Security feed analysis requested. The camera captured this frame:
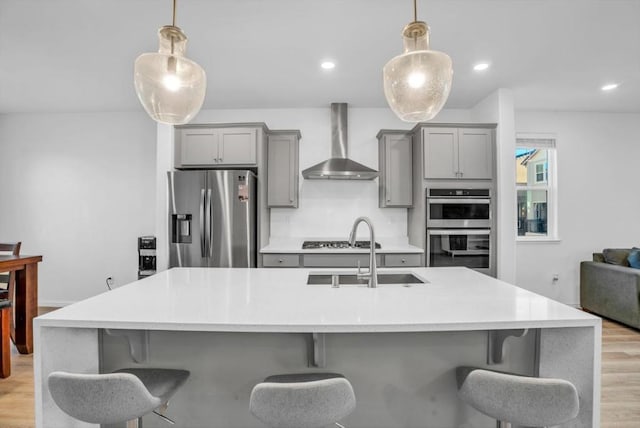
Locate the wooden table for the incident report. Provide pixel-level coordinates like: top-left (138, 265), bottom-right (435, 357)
top-left (0, 255), bottom-right (42, 354)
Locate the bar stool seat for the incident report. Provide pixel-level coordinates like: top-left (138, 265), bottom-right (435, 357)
top-left (48, 368), bottom-right (189, 426)
top-left (250, 372), bottom-right (356, 428)
top-left (456, 366), bottom-right (579, 427)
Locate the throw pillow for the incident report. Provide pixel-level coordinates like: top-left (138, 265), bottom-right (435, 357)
top-left (603, 248), bottom-right (631, 266)
top-left (628, 247), bottom-right (640, 269)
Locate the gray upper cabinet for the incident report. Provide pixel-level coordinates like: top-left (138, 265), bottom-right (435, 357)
top-left (179, 128), bottom-right (217, 166)
top-left (457, 128), bottom-right (493, 180)
top-left (267, 131), bottom-right (300, 208)
top-left (175, 127), bottom-right (257, 168)
top-left (218, 128), bottom-right (257, 165)
top-left (422, 128), bottom-right (458, 179)
top-left (422, 127), bottom-right (493, 180)
top-left (378, 131), bottom-right (413, 207)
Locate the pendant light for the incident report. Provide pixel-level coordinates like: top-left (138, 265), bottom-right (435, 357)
top-left (383, 0), bottom-right (453, 122)
top-left (134, 0), bottom-right (206, 125)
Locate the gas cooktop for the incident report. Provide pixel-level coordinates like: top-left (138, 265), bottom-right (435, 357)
top-left (302, 240), bottom-right (381, 250)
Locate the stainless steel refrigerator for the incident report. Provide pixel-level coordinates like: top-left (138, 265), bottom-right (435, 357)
top-left (168, 170), bottom-right (257, 268)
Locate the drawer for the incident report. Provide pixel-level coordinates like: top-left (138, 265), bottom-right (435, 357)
top-left (262, 254), bottom-right (300, 268)
top-left (384, 254), bottom-right (422, 267)
top-left (303, 254), bottom-right (382, 268)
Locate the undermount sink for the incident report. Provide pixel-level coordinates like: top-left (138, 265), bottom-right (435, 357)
top-left (307, 272), bottom-right (428, 287)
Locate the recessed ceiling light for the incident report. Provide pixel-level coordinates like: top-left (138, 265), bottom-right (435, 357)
top-left (321, 61), bottom-right (336, 70)
top-left (473, 62), bottom-right (490, 71)
top-left (601, 83), bottom-right (619, 91)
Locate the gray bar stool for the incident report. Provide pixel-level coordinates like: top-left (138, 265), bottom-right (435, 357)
top-left (250, 372), bottom-right (356, 428)
top-left (48, 368), bottom-right (189, 427)
top-left (456, 366), bottom-right (579, 428)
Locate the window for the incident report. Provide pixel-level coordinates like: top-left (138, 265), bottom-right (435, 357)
top-left (535, 162), bottom-right (547, 183)
top-left (515, 135), bottom-right (557, 240)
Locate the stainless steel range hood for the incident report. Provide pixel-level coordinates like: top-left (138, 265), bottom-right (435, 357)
top-left (302, 103), bottom-right (378, 180)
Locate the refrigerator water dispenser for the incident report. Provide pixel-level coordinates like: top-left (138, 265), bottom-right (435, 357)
top-left (172, 214), bottom-right (192, 243)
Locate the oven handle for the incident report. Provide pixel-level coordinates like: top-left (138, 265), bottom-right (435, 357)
top-left (427, 198), bottom-right (490, 204)
top-left (427, 229), bottom-right (491, 235)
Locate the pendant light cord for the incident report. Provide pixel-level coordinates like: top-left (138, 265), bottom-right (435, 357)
top-left (170, 0), bottom-right (177, 55)
top-left (412, 0), bottom-right (419, 49)
top-left (172, 0), bottom-right (177, 27)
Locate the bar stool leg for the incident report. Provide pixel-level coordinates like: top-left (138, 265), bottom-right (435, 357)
top-left (497, 421), bottom-right (511, 428)
top-left (126, 417), bottom-right (142, 428)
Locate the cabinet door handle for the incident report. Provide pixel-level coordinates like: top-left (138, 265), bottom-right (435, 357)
top-left (278, 258), bottom-right (283, 263)
top-left (401, 258), bottom-right (406, 264)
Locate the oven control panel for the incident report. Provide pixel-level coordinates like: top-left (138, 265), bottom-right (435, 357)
top-left (428, 188), bottom-right (490, 198)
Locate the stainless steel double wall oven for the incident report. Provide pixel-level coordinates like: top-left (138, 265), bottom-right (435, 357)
top-left (426, 188), bottom-right (495, 277)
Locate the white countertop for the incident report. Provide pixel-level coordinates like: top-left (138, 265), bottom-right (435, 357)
top-left (36, 267), bottom-right (598, 333)
top-left (260, 237), bottom-right (424, 254)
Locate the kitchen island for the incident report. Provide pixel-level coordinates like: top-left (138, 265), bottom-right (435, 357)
top-left (34, 267), bottom-right (600, 427)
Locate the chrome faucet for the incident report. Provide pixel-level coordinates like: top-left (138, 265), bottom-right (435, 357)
top-left (348, 216), bottom-right (378, 288)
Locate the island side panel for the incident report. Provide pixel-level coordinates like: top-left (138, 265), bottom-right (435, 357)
top-left (34, 325), bottom-right (99, 428)
top-left (539, 325), bottom-right (601, 428)
top-left (100, 329), bottom-right (537, 428)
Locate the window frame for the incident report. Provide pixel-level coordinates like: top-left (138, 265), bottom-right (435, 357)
top-left (515, 134), bottom-right (558, 241)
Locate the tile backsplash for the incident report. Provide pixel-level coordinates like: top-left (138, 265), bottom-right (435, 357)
top-left (270, 179), bottom-right (407, 238)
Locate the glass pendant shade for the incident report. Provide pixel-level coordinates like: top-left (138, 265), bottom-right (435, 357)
top-left (134, 26), bottom-right (206, 125)
top-left (383, 21), bottom-right (453, 122)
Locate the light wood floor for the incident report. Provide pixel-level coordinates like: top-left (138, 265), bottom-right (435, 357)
top-left (600, 318), bottom-right (640, 427)
top-left (1, 311), bottom-right (639, 427)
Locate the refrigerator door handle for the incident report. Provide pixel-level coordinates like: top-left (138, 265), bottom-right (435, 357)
top-left (200, 188), bottom-right (206, 257)
top-left (206, 188), bottom-right (213, 257)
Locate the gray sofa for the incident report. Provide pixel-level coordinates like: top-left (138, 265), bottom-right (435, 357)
top-left (580, 249), bottom-right (640, 329)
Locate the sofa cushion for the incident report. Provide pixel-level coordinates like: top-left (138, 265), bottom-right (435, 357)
top-left (628, 248), bottom-right (640, 269)
top-left (603, 248), bottom-right (631, 267)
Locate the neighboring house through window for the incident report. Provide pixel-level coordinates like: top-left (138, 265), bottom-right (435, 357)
top-left (515, 134), bottom-right (557, 240)
top-left (535, 162), bottom-right (547, 183)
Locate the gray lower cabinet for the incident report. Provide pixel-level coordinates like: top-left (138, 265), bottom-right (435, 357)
top-left (422, 127), bottom-right (493, 180)
top-left (262, 254), bottom-right (301, 267)
top-left (377, 130), bottom-right (413, 207)
top-left (267, 131), bottom-right (300, 208)
top-left (303, 254), bottom-right (383, 268)
top-left (261, 253), bottom-right (422, 268)
top-left (383, 254), bottom-right (422, 267)
top-left (174, 126), bottom-right (258, 168)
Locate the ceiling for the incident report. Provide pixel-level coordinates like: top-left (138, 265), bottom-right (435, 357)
top-left (1, 0), bottom-right (639, 115)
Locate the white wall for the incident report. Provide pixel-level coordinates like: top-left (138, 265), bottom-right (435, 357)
top-left (514, 111), bottom-right (640, 304)
top-left (178, 106), bottom-right (472, 239)
top-left (0, 112), bottom-right (156, 305)
top-left (470, 88), bottom-right (517, 283)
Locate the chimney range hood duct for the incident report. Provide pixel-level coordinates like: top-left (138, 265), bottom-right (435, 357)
top-left (302, 103), bottom-right (378, 180)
